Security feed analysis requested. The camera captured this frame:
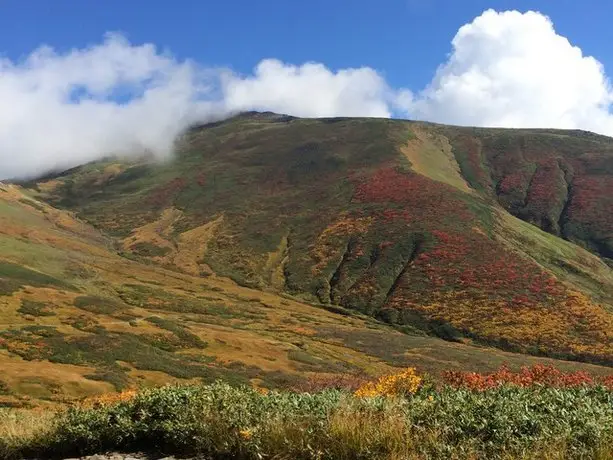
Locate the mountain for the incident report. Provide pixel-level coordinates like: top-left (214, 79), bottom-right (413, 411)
top-left (3, 112), bottom-right (613, 404)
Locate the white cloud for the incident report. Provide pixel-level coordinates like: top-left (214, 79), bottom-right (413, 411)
top-left (3, 10), bottom-right (613, 179)
top-left (407, 9), bottom-right (613, 132)
top-left (0, 37), bottom-right (406, 179)
top-left (220, 59), bottom-right (400, 118)
top-left (0, 33), bottom-right (221, 179)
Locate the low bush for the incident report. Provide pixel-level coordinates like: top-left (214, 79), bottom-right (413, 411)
top-left (3, 370), bottom-right (613, 459)
top-left (17, 300), bottom-right (54, 317)
top-left (73, 296), bottom-right (124, 315)
top-left (443, 363), bottom-right (609, 390)
top-left (145, 316), bottom-right (207, 349)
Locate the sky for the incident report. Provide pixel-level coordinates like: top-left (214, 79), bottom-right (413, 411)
top-left (1, 0), bottom-right (613, 178)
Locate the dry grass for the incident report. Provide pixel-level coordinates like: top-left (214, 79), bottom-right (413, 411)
top-left (265, 234), bottom-right (289, 290)
top-left (121, 207), bottom-right (181, 255)
top-left (400, 125), bottom-right (472, 193)
top-left (170, 215), bottom-right (223, 275)
top-left (0, 408), bottom-right (55, 459)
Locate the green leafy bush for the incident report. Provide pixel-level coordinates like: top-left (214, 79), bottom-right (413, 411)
top-left (5, 382), bottom-right (613, 460)
top-left (17, 300), bottom-right (54, 317)
top-left (145, 316), bottom-right (207, 349)
top-left (73, 296), bottom-right (124, 315)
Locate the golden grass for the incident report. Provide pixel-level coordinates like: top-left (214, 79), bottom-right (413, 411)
top-left (122, 207), bottom-right (182, 255)
top-left (93, 164), bottom-right (125, 186)
top-left (0, 351), bottom-right (114, 402)
top-left (35, 179), bottom-right (62, 194)
top-left (327, 405), bottom-right (418, 459)
top-left (170, 214), bottom-right (223, 275)
top-left (0, 408), bottom-right (55, 458)
top-left (400, 125), bottom-right (472, 193)
top-left (265, 234), bottom-right (289, 290)
top-left (121, 209), bottom-right (223, 276)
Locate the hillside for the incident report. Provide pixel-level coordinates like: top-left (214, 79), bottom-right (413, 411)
top-left (3, 112), bottom-right (613, 404)
top-left (7, 179), bottom-right (612, 406)
top-left (27, 114), bottom-right (613, 362)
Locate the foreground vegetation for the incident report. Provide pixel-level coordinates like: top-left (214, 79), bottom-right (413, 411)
top-left (3, 366), bottom-right (613, 459)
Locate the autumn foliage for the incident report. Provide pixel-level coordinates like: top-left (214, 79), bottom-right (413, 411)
top-left (354, 368), bottom-right (422, 397)
top-left (442, 364), bottom-right (613, 391)
top-left (307, 161), bottom-right (613, 365)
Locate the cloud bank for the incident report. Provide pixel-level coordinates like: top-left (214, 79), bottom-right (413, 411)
top-left (2, 9), bottom-right (613, 179)
top-left (0, 33), bottom-right (213, 179)
top-left (409, 9), bottom-right (613, 132)
top-left (0, 34), bottom-right (405, 179)
top-left (220, 59), bottom-right (405, 118)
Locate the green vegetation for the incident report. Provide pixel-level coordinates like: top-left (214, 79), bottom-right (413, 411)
top-left (2, 382), bottom-right (613, 459)
top-left (0, 327), bottom-right (217, 381)
top-left (17, 300), bottom-right (54, 317)
top-left (73, 295), bottom-right (124, 315)
top-left (145, 316), bottom-right (207, 349)
top-left (0, 381), bottom-right (9, 395)
top-left (0, 261), bottom-right (73, 296)
top-left (17, 198), bottom-right (45, 212)
top-left (130, 241), bottom-right (172, 257)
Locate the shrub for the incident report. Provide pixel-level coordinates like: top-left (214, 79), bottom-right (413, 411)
top-left (443, 364), bottom-right (599, 391)
top-left (17, 300), bottom-right (54, 317)
top-left (5, 381), bottom-right (613, 459)
top-left (73, 296), bottom-right (124, 315)
top-left (130, 242), bottom-right (172, 258)
top-left (354, 367), bottom-right (422, 397)
top-left (145, 316), bottom-right (207, 349)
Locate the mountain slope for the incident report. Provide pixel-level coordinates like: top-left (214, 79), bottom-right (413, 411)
top-left (6, 180), bottom-right (613, 405)
top-left (23, 113), bottom-right (613, 368)
top-left (438, 126), bottom-right (613, 261)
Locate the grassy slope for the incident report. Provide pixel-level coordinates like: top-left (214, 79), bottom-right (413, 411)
top-left (440, 126), bottom-right (613, 260)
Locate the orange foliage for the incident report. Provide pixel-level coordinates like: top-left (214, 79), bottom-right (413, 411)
top-left (401, 289), bottom-right (613, 363)
top-left (311, 215), bottom-right (373, 273)
top-left (443, 364), bottom-right (604, 391)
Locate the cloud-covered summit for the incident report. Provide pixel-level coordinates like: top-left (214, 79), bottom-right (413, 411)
top-left (2, 9), bottom-right (613, 179)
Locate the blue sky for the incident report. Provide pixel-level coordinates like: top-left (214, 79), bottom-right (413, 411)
top-left (0, 0), bottom-right (609, 91)
top-left (3, 1), bottom-right (613, 178)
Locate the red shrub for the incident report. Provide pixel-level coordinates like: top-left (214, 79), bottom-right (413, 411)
top-left (442, 364), bottom-right (599, 391)
top-left (147, 177), bottom-right (186, 206)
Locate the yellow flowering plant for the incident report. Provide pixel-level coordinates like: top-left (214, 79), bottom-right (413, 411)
top-left (354, 368), bottom-right (422, 398)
